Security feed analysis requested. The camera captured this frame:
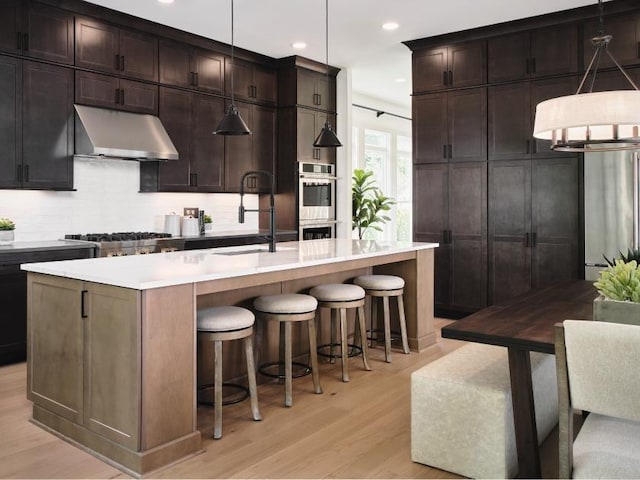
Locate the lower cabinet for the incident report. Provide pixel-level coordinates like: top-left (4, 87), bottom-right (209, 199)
top-left (27, 274), bottom-right (140, 450)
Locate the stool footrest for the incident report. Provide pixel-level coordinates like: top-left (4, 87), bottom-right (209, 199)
top-left (197, 383), bottom-right (250, 407)
top-left (258, 361), bottom-right (312, 379)
top-left (317, 343), bottom-right (362, 359)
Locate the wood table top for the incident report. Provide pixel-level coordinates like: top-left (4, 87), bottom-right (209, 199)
top-left (441, 280), bottom-right (598, 354)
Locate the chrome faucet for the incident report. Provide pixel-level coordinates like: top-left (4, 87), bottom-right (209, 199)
top-left (238, 170), bottom-right (276, 252)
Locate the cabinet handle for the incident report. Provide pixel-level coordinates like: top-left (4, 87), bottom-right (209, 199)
top-left (531, 57), bottom-right (536, 73)
top-left (16, 164), bottom-right (23, 182)
top-left (114, 54), bottom-right (120, 70)
top-left (533, 140), bottom-right (538, 154)
top-left (248, 85), bottom-right (253, 98)
top-left (443, 144), bottom-right (448, 159)
top-left (24, 164), bottom-right (29, 183)
top-left (194, 72), bottom-right (199, 86)
top-left (120, 55), bottom-right (125, 71)
top-left (192, 173), bottom-right (198, 187)
top-left (120, 88), bottom-right (125, 105)
top-left (637, 42), bottom-right (640, 59)
top-left (448, 70), bottom-right (453, 86)
top-left (532, 232), bottom-right (537, 248)
top-left (317, 93), bottom-right (322, 106)
top-left (526, 139), bottom-right (530, 154)
top-left (115, 88), bottom-right (120, 104)
top-left (81, 290), bottom-right (88, 319)
top-left (443, 71), bottom-right (448, 86)
top-left (525, 232), bottom-right (531, 248)
top-left (448, 144), bottom-right (453, 159)
top-left (526, 58), bottom-right (530, 75)
top-left (16, 32), bottom-right (22, 50)
top-left (23, 33), bottom-right (29, 51)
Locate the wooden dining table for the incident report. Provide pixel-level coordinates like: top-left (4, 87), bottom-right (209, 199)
top-left (441, 280), bottom-right (598, 478)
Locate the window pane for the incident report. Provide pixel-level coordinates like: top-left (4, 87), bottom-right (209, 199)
top-left (364, 129), bottom-right (388, 148)
top-left (397, 135), bottom-right (411, 152)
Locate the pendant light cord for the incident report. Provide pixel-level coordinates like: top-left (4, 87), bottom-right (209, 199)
top-left (230, 0), bottom-right (235, 106)
top-left (325, 0), bottom-right (330, 125)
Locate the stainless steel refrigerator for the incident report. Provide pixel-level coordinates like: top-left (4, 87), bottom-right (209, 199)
top-left (584, 151), bottom-right (640, 280)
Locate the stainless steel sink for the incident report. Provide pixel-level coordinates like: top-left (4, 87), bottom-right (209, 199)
top-left (215, 248), bottom-right (269, 256)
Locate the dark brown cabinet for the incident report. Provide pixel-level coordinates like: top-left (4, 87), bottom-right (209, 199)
top-left (414, 162), bottom-right (487, 314)
top-left (75, 71), bottom-right (158, 115)
top-left (413, 88), bottom-right (487, 163)
top-left (412, 41), bottom-right (486, 93)
top-left (297, 108), bottom-right (336, 164)
top-left (225, 58), bottom-right (277, 105)
top-left (225, 102), bottom-right (276, 193)
top-left (76, 17), bottom-right (158, 82)
top-left (0, 57), bottom-right (73, 190)
top-left (0, 1), bottom-right (73, 64)
top-left (488, 157), bottom-right (581, 304)
top-left (159, 40), bottom-right (224, 94)
top-left (582, 14), bottom-right (640, 69)
top-left (488, 25), bottom-right (578, 83)
top-left (296, 68), bottom-right (336, 111)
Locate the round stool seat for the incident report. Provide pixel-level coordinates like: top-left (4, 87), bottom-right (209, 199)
top-left (197, 306), bottom-right (255, 332)
top-left (254, 293), bottom-right (317, 314)
top-left (309, 283), bottom-right (365, 302)
top-left (354, 275), bottom-right (405, 291)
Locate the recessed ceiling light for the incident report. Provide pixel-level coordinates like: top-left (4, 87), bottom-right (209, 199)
top-left (291, 42), bottom-right (307, 50)
top-left (395, 77), bottom-right (407, 83)
top-left (382, 22), bottom-right (399, 31)
top-left (158, 0), bottom-right (174, 4)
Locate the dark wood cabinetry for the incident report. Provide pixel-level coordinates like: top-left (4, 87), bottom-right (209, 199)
top-left (412, 41), bottom-right (486, 93)
top-left (159, 40), bottom-right (224, 94)
top-left (488, 157), bottom-right (581, 304)
top-left (0, 57), bottom-right (73, 190)
top-left (0, 1), bottom-right (73, 64)
top-left (413, 88), bottom-right (487, 163)
top-left (582, 14), bottom-right (640, 69)
top-left (75, 70), bottom-right (158, 114)
top-left (414, 162), bottom-right (487, 314)
top-left (296, 67), bottom-right (335, 111)
top-left (488, 25), bottom-right (578, 83)
top-left (297, 108), bottom-right (337, 164)
top-left (225, 58), bottom-right (277, 105)
top-left (76, 17), bottom-right (158, 82)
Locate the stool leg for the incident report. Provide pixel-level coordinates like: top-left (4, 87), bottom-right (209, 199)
top-left (214, 340), bottom-right (223, 439)
top-left (244, 336), bottom-right (262, 421)
top-left (307, 317), bottom-right (323, 394)
top-left (329, 309), bottom-right (337, 364)
top-left (397, 293), bottom-right (410, 354)
top-left (284, 321), bottom-right (293, 407)
top-left (371, 296), bottom-right (378, 348)
top-left (339, 308), bottom-right (349, 382)
top-left (383, 296), bottom-right (392, 363)
top-left (357, 305), bottom-right (372, 371)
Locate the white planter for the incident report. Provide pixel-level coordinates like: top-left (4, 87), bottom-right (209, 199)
top-left (593, 295), bottom-right (640, 326)
top-left (204, 223), bottom-right (213, 232)
top-left (0, 230), bottom-right (14, 245)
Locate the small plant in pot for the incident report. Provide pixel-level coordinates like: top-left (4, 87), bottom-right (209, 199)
top-left (204, 214), bottom-right (213, 232)
top-left (0, 217), bottom-right (16, 245)
top-left (352, 169), bottom-right (395, 240)
top-left (593, 258), bottom-right (640, 325)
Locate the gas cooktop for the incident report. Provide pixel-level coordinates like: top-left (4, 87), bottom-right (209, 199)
top-left (65, 232), bottom-right (172, 242)
top-left (64, 232), bottom-right (184, 257)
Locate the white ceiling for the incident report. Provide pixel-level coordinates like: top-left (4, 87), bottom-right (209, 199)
top-left (85, 0), bottom-right (602, 110)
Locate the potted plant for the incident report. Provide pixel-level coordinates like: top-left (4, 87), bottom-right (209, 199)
top-left (352, 169), bottom-right (395, 240)
top-left (593, 258), bottom-right (640, 325)
top-left (0, 217), bottom-right (15, 245)
top-left (204, 214), bottom-right (213, 232)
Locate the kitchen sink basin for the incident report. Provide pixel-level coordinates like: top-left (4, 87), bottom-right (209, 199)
top-left (215, 247), bottom-right (294, 256)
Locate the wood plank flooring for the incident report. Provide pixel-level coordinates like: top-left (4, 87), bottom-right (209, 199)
top-left (0, 319), bottom-right (564, 479)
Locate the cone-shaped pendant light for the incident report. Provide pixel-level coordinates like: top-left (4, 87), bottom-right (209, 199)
top-left (214, 0), bottom-right (251, 136)
top-left (313, 0), bottom-right (341, 148)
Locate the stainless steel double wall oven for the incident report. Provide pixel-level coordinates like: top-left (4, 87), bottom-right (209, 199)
top-left (298, 162), bottom-right (337, 240)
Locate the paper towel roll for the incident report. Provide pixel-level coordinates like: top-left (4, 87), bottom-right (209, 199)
top-left (164, 214), bottom-right (181, 237)
top-left (182, 217), bottom-right (199, 237)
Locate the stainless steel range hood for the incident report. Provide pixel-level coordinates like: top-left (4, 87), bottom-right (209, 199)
top-left (74, 104), bottom-right (179, 161)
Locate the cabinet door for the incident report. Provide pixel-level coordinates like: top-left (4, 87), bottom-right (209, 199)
top-left (119, 29), bottom-right (158, 82)
top-left (193, 49), bottom-right (224, 94)
top-left (488, 31), bottom-right (530, 83)
top-left (449, 41), bottom-right (486, 88)
top-left (448, 88), bottom-right (487, 162)
top-left (297, 108), bottom-right (317, 162)
top-left (488, 160), bottom-right (532, 304)
top-left (413, 163), bottom-right (449, 306)
top-left (22, 61), bottom-right (73, 189)
top-left (530, 24), bottom-right (578, 77)
top-left (449, 162), bottom-right (487, 311)
top-left (75, 70), bottom-right (120, 110)
top-left (0, 266), bottom-right (26, 364)
top-left (0, 55), bottom-right (21, 189)
top-left (316, 112), bottom-right (337, 164)
top-left (225, 58), bottom-right (255, 102)
top-left (296, 68), bottom-right (320, 108)
top-left (159, 40), bottom-right (192, 88)
top-left (314, 74), bottom-right (336, 112)
top-left (531, 157), bottom-right (581, 289)
top-left (84, 284), bottom-right (140, 450)
top-left (531, 76), bottom-right (578, 157)
top-left (488, 83), bottom-right (532, 160)
top-left (586, 67), bottom-right (639, 92)
top-left (75, 18), bottom-right (119, 74)
top-left (254, 65), bottom-right (278, 105)
top-left (157, 87), bottom-right (192, 191)
top-left (412, 93), bottom-right (447, 164)
top-left (252, 105), bottom-right (276, 192)
top-left (119, 79), bottom-right (158, 115)
top-left (25, 3), bottom-right (74, 64)
top-left (224, 102), bottom-right (253, 192)
top-left (0, 1), bottom-right (21, 56)
top-left (191, 93), bottom-right (224, 192)
top-left (27, 275), bottom-right (84, 424)
top-left (412, 47), bottom-right (447, 93)
top-left (583, 15), bottom-right (640, 69)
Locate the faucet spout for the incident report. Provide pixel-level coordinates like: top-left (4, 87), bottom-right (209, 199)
top-left (238, 170), bottom-right (277, 252)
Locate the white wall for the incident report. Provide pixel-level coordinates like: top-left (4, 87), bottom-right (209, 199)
top-left (0, 157), bottom-right (258, 242)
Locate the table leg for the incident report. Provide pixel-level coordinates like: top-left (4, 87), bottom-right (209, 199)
top-left (507, 347), bottom-right (541, 478)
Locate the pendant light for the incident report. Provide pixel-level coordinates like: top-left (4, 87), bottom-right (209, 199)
top-left (313, 0), bottom-right (342, 148)
top-left (214, 0), bottom-right (251, 136)
top-left (533, 0), bottom-right (640, 152)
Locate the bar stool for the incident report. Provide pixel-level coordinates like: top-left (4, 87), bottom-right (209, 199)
top-left (253, 293), bottom-right (322, 407)
top-left (353, 274), bottom-right (410, 362)
top-left (197, 306), bottom-right (262, 439)
top-left (309, 283), bottom-right (371, 382)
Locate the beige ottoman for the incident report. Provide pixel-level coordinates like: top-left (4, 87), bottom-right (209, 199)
top-left (411, 343), bottom-right (558, 479)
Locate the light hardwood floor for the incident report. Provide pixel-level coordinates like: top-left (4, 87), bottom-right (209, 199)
top-left (0, 319), bottom-right (563, 479)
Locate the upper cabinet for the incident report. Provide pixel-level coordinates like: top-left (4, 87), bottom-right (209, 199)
top-left (296, 68), bottom-right (335, 111)
top-left (582, 14), bottom-right (640, 69)
top-left (75, 71), bottom-right (158, 115)
top-left (0, 1), bottom-right (73, 65)
top-left (159, 40), bottom-right (224, 94)
top-left (412, 41), bottom-right (487, 93)
top-left (76, 17), bottom-right (158, 82)
top-left (225, 58), bottom-right (277, 105)
top-left (488, 24), bottom-right (578, 83)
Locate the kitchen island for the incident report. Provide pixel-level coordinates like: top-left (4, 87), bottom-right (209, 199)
top-left (22, 239), bottom-right (436, 476)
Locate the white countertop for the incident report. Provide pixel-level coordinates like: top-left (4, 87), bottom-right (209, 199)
top-left (21, 239), bottom-right (438, 290)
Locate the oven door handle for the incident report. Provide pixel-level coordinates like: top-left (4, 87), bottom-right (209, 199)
top-left (299, 175), bottom-right (338, 181)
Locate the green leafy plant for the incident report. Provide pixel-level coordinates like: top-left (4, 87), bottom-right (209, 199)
top-left (603, 247), bottom-right (640, 267)
top-left (594, 259), bottom-right (640, 303)
top-left (352, 169), bottom-right (395, 240)
top-left (203, 214), bottom-right (212, 224)
top-left (0, 218), bottom-right (15, 231)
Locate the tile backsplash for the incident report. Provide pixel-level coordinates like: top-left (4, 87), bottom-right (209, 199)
top-left (0, 158), bottom-right (258, 242)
